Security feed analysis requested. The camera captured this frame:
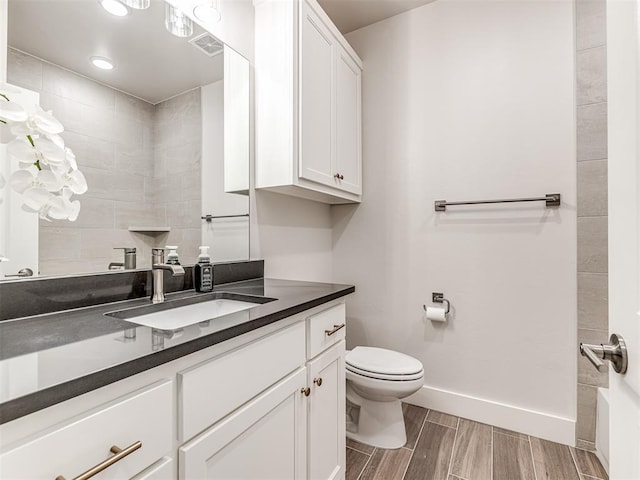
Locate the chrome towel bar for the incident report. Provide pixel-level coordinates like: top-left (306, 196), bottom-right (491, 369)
top-left (201, 214), bottom-right (250, 223)
top-left (434, 193), bottom-right (561, 212)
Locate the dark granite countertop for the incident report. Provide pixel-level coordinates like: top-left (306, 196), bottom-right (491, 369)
top-left (0, 278), bottom-right (354, 424)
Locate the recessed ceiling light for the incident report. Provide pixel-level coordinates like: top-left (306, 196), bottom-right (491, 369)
top-left (91, 56), bottom-right (115, 70)
top-left (121, 0), bottom-right (149, 9)
top-left (99, 0), bottom-right (129, 17)
top-left (193, 1), bottom-right (221, 23)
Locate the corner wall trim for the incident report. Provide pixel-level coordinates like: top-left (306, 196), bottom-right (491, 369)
top-left (405, 384), bottom-right (576, 446)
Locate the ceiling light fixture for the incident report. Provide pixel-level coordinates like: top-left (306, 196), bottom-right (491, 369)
top-left (91, 56), bottom-right (115, 70)
top-left (165, 2), bottom-right (193, 37)
top-left (193, 0), bottom-right (221, 24)
top-left (121, 0), bottom-right (150, 9)
top-left (98, 0), bottom-right (129, 16)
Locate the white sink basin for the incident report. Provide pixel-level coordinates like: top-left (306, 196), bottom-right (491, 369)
top-left (105, 292), bottom-right (276, 331)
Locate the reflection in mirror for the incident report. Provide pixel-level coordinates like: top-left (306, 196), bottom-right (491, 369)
top-left (0, 0), bottom-right (249, 279)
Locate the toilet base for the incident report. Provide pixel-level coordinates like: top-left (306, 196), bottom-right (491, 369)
top-left (346, 397), bottom-right (407, 449)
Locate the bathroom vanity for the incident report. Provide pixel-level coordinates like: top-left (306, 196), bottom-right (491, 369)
top-left (0, 276), bottom-right (353, 480)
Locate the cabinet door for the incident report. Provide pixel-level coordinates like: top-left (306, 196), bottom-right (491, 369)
top-left (179, 368), bottom-right (307, 480)
top-left (335, 48), bottom-right (362, 195)
top-left (299, 0), bottom-right (335, 187)
top-left (308, 341), bottom-right (346, 480)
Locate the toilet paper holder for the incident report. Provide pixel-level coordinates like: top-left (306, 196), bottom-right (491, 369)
top-left (424, 292), bottom-right (451, 314)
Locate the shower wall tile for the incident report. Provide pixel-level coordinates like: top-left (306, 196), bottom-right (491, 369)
top-left (166, 201), bottom-right (202, 229)
top-left (577, 328), bottom-right (609, 388)
top-left (577, 103), bottom-right (608, 161)
top-left (576, 46), bottom-right (607, 106)
top-left (82, 167), bottom-right (145, 203)
top-left (577, 273), bottom-right (608, 330)
top-left (115, 91), bottom-right (155, 122)
top-left (45, 197), bottom-right (116, 230)
top-left (576, 0), bottom-right (606, 51)
top-left (62, 131), bottom-right (116, 172)
top-left (577, 160), bottom-right (607, 217)
top-left (39, 228), bottom-right (82, 260)
top-left (577, 217), bottom-right (608, 273)
top-left (42, 62), bottom-right (116, 111)
top-left (577, 384), bottom-right (598, 443)
top-left (115, 144), bottom-right (154, 177)
top-left (115, 202), bottom-right (162, 229)
top-left (182, 171), bottom-right (202, 202)
top-left (575, 0), bottom-right (607, 447)
top-left (7, 48), bottom-right (43, 91)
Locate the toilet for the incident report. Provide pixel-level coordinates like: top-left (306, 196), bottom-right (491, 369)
top-left (345, 346), bottom-right (424, 449)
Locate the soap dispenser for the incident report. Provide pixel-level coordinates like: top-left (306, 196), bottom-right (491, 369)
top-left (194, 246), bottom-right (213, 293)
top-left (166, 246), bottom-right (180, 265)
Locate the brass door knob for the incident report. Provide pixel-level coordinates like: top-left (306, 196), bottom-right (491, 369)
top-left (313, 377), bottom-right (323, 387)
top-left (301, 387), bottom-right (311, 396)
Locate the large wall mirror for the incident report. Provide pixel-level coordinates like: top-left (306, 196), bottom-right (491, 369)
top-left (0, 0), bottom-right (250, 280)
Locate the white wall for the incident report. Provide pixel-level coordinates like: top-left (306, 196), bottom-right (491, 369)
top-left (252, 190), bottom-right (333, 282)
top-left (335, 0), bottom-right (577, 444)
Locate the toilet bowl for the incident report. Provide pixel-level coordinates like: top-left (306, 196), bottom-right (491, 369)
top-left (345, 347), bottom-right (424, 449)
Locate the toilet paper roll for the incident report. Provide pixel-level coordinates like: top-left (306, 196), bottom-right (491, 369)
top-left (426, 306), bottom-right (447, 322)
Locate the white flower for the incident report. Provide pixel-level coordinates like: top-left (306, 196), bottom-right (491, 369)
top-left (59, 168), bottom-right (88, 195)
top-left (1, 90), bottom-right (87, 221)
top-left (0, 98), bottom-right (28, 123)
top-left (10, 168), bottom-right (81, 221)
top-left (10, 106), bottom-right (64, 137)
top-left (10, 166), bottom-right (62, 194)
top-left (7, 138), bottom-right (67, 167)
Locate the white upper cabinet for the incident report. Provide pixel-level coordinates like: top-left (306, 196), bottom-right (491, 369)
top-left (255, 0), bottom-right (363, 204)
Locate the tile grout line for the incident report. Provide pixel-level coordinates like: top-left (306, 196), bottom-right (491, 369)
top-left (528, 436), bottom-right (538, 480)
top-left (490, 426), bottom-right (494, 480)
top-left (347, 445), bottom-right (375, 457)
top-left (400, 410), bottom-right (429, 480)
top-left (568, 445), bottom-right (583, 479)
top-left (355, 447), bottom-right (375, 480)
top-left (446, 417), bottom-right (461, 479)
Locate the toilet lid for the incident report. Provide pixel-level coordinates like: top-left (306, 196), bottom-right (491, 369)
top-left (346, 347), bottom-right (423, 376)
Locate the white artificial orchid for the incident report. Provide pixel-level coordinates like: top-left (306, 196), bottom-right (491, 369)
top-left (10, 106), bottom-right (64, 137)
top-left (1, 89), bottom-right (87, 221)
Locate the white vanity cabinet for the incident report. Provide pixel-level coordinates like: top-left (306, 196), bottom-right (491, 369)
top-left (0, 381), bottom-right (173, 480)
top-left (179, 368), bottom-right (308, 479)
top-left (0, 299), bottom-right (348, 480)
top-left (305, 304), bottom-right (346, 480)
top-left (255, 0), bottom-right (363, 204)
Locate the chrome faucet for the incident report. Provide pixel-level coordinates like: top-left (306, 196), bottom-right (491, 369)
top-left (151, 248), bottom-right (185, 304)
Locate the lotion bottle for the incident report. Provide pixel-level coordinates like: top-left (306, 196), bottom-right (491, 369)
top-left (194, 246), bottom-right (213, 292)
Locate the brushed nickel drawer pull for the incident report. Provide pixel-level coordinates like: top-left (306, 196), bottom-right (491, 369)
top-left (324, 324), bottom-right (345, 336)
top-left (55, 441), bottom-right (142, 480)
top-left (313, 377), bottom-right (323, 387)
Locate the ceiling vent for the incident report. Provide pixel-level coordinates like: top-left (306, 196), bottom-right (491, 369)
top-left (189, 33), bottom-right (224, 57)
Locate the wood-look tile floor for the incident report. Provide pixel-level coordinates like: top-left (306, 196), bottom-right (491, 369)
top-left (346, 404), bottom-right (609, 480)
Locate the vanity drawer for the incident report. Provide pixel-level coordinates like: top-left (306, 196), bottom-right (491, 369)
top-left (307, 303), bottom-right (346, 359)
top-left (178, 321), bottom-right (306, 441)
top-left (0, 380), bottom-right (172, 480)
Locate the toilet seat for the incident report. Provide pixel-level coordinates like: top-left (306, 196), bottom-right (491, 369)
top-left (346, 364), bottom-right (424, 381)
top-left (346, 347), bottom-right (424, 381)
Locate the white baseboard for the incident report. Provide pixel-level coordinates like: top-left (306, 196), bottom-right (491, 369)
top-left (405, 384), bottom-right (576, 446)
